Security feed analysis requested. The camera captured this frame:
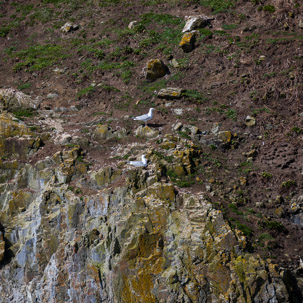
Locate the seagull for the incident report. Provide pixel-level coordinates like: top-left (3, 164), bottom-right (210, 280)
top-left (133, 108), bottom-right (155, 126)
top-left (129, 155), bottom-right (148, 167)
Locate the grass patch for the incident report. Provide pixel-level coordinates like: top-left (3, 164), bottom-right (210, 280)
top-left (199, 0), bottom-right (237, 13)
top-left (12, 44), bottom-right (67, 72)
top-left (183, 90), bottom-right (208, 104)
top-left (12, 109), bottom-right (34, 120)
top-left (222, 24), bottom-right (238, 30)
top-left (77, 85), bottom-right (95, 98)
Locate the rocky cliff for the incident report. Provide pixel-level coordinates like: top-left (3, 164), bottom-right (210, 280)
top-left (1, 0), bottom-right (303, 302)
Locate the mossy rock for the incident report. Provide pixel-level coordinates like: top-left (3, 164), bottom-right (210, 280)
top-left (144, 59), bottom-right (168, 82)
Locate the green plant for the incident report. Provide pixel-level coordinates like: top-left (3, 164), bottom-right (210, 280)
top-left (12, 109), bottom-right (34, 120)
top-left (228, 203), bottom-right (243, 215)
top-left (183, 90), bottom-right (208, 104)
top-left (263, 5), bottom-right (275, 12)
top-left (77, 86), bottom-right (95, 98)
top-left (12, 44), bottom-right (67, 72)
top-left (281, 180), bottom-right (297, 188)
top-left (225, 109), bottom-right (237, 120)
top-left (222, 24), bottom-right (238, 30)
top-left (199, 0), bottom-right (236, 13)
top-left (264, 220), bottom-right (286, 232)
top-left (258, 233), bottom-right (273, 241)
top-left (261, 171), bottom-right (273, 179)
top-left (17, 82), bottom-right (31, 90)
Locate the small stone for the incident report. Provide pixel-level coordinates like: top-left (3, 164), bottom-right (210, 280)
top-left (53, 67), bottom-right (67, 74)
top-left (179, 31), bottom-right (197, 52)
top-left (245, 115), bottom-right (256, 127)
top-left (259, 55), bottom-right (266, 61)
top-left (47, 93), bottom-right (59, 99)
top-left (61, 22), bottom-right (79, 33)
top-left (128, 21), bottom-right (138, 29)
top-left (143, 59), bottom-right (168, 82)
top-left (157, 87), bottom-right (184, 99)
top-left (173, 122), bottom-right (183, 131)
top-left (182, 15), bottom-right (213, 33)
top-left (211, 123), bottom-right (220, 135)
top-left (218, 131), bottom-right (232, 143)
top-left (299, 20), bottom-right (303, 29)
top-left (173, 108), bottom-right (183, 115)
top-left (170, 58), bottom-right (180, 68)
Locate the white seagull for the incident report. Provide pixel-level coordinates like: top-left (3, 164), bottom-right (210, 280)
top-left (129, 155), bottom-right (148, 167)
top-left (133, 108), bottom-right (155, 126)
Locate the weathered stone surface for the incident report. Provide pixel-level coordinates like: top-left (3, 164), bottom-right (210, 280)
top-left (143, 59), bottom-right (168, 82)
top-left (135, 125), bottom-right (159, 138)
top-left (179, 31), bottom-right (197, 52)
top-left (94, 124), bottom-right (127, 141)
top-left (0, 158), bottom-right (297, 302)
top-left (182, 15), bottom-right (213, 32)
top-left (157, 87), bottom-right (184, 99)
top-left (0, 88), bottom-right (40, 111)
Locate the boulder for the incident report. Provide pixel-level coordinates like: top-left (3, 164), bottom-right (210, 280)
top-left (135, 125), bottom-right (159, 138)
top-left (0, 88), bottom-right (40, 111)
top-left (179, 31), bottom-right (197, 52)
top-left (182, 15), bottom-right (213, 33)
top-left (143, 59), bottom-right (168, 82)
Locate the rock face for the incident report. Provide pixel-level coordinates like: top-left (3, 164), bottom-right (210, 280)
top-left (0, 156), bottom-right (296, 303)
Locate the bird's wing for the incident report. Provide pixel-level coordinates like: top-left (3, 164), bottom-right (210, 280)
top-left (129, 161), bottom-right (144, 166)
top-left (133, 113), bottom-right (149, 121)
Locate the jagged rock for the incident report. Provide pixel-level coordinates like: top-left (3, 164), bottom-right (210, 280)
top-left (94, 124), bottom-right (127, 141)
top-left (299, 20), bottom-right (303, 28)
top-left (245, 115), bottom-right (256, 126)
top-left (0, 88), bottom-right (40, 111)
top-left (61, 22), bottom-right (79, 33)
top-left (182, 15), bottom-right (213, 32)
top-left (157, 87), bottom-right (184, 99)
top-left (0, 112), bottom-right (41, 158)
top-left (143, 59), bottom-right (168, 82)
top-left (91, 166), bottom-right (122, 187)
top-left (179, 31), bottom-right (197, 52)
top-left (135, 125), bottom-right (159, 138)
